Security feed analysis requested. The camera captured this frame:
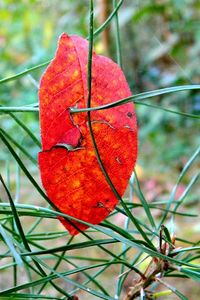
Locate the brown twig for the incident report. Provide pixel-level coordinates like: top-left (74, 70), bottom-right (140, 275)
top-left (123, 226), bottom-right (179, 300)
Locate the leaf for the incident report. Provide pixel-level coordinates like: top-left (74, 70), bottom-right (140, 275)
top-left (38, 33), bottom-right (138, 235)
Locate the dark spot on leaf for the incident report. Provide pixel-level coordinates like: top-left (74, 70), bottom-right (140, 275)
top-left (127, 112), bottom-right (133, 118)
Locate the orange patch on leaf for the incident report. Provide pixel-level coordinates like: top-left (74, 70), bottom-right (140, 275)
top-left (38, 33), bottom-right (138, 235)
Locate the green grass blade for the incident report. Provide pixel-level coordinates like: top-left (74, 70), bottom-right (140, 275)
top-left (113, 0), bottom-right (123, 68)
top-left (159, 145), bottom-right (200, 227)
top-left (1, 85), bottom-right (200, 116)
top-left (71, 85), bottom-right (200, 113)
top-left (8, 111), bottom-right (41, 147)
top-left (2, 201), bottom-right (198, 268)
top-left (93, 0), bottom-right (124, 39)
top-left (174, 172), bottom-right (200, 213)
top-left (0, 129), bottom-right (53, 204)
top-left (21, 239), bottom-right (118, 256)
top-left (0, 107), bottom-right (39, 113)
top-left (170, 246), bottom-right (200, 256)
top-left (134, 100), bottom-right (200, 119)
top-left (0, 223), bottom-right (23, 266)
top-left (0, 295), bottom-right (61, 299)
top-left (0, 175), bottom-right (73, 298)
top-left (1, 126), bottom-right (123, 248)
top-left (0, 61), bottom-right (50, 84)
top-left (0, 262), bottom-right (119, 299)
top-left (1, 129), bottom-right (37, 165)
top-left (134, 170), bottom-right (156, 229)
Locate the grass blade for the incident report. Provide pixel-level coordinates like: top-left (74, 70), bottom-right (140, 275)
top-left (0, 61), bottom-right (50, 85)
top-left (134, 170), bottom-right (156, 229)
top-left (71, 85), bottom-right (200, 113)
top-left (1, 129), bottom-right (37, 165)
top-left (159, 145), bottom-right (200, 227)
top-left (8, 111), bottom-right (41, 147)
top-left (113, 0), bottom-right (123, 68)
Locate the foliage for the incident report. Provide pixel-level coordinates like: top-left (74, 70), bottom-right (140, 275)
top-left (0, 0), bottom-right (200, 299)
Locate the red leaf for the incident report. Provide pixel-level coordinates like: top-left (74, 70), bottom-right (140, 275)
top-left (38, 33), bottom-right (138, 235)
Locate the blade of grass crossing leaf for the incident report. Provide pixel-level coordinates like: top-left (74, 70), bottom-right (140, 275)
top-left (1, 85), bottom-right (200, 115)
top-left (1, 127), bottom-right (115, 241)
top-left (71, 85), bottom-right (200, 113)
top-left (1, 127), bottom-right (98, 236)
top-left (87, 0), bottom-right (154, 249)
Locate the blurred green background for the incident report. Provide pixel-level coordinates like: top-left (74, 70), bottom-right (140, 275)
top-left (0, 0), bottom-right (200, 298)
